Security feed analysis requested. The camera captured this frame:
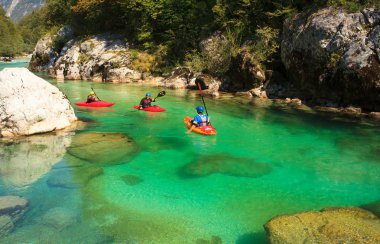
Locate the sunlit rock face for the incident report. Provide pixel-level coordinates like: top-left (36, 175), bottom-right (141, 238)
top-left (282, 8), bottom-right (380, 111)
top-left (67, 132), bottom-right (139, 165)
top-left (0, 133), bottom-right (71, 188)
top-left (0, 68), bottom-right (77, 137)
top-left (179, 154), bottom-right (272, 178)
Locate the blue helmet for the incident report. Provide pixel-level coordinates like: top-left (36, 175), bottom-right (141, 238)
top-left (196, 106), bottom-right (204, 112)
top-left (146, 92), bottom-right (151, 97)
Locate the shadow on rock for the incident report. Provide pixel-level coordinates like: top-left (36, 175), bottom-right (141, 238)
top-left (179, 154), bottom-right (272, 179)
top-left (67, 132), bottom-right (139, 165)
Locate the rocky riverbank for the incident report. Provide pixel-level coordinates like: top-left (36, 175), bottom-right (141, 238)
top-left (28, 7), bottom-right (380, 118)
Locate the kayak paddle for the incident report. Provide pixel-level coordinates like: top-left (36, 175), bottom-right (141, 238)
top-left (154, 91), bottom-right (166, 100)
top-left (91, 87), bottom-right (101, 101)
top-left (197, 82), bottom-right (209, 116)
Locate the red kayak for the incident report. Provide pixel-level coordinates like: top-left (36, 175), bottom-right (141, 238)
top-left (133, 105), bottom-right (165, 112)
top-left (75, 101), bottom-right (115, 107)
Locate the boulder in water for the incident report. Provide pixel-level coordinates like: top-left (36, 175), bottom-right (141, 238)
top-left (67, 132), bottom-right (139, 165)
top-left (0, 196), bottom-right (28, 237)
top-left (264, 207), bottom-right (380, 243)
top-left (0, 68), bottom-right (77, 137)
top-left (179, 154), bottom-right (272, 178)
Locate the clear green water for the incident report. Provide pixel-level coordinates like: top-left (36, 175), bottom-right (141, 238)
top-left (1, 61), bottom-right (380, 243)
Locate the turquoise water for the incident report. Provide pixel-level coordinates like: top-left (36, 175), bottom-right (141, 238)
top-left (0, 61), bottom-right (380, 243)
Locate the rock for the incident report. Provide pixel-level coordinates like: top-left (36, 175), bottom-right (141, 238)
top-left (122, 174), bottom-right (144, 186)
top-left (369, 112), bottom-right (380, 120)
top-left (53, 34), bottom-right (132, 82)
top-left (235, 91), bottom-right (253, 98)
top-left (67, 132), bottom-right (139, 165)
top-left (159, 67), bottom-right (193, 89)
top-left (0, 215), bottom-right (13, 238)
top-left (107, 67), bottom-right (141, 83)
top-left (0, 133), bottom-right (71, 188)
top-left (179, 154), bottom-right (272, 178)
top-left (194, 74), bottom-right (221, 97)
top-left (40, 207), bottom-right (78, 230)
top-left (342, 106), bottom-right (362, 116)
top-left (250, 87), bottom-right (268, 99)
top-left (0, 196), bottom-right (28, 222)
top-left (29, 34), bottom-right (58, 74)
top-left (229, 47), bottom-right (266, 90)
top-left (284, 98), bottom-right (302, 106)
top-left (264, 207), bottom-right (380, 244)
top-left (282, 7), bottom-right (380, 111)
top-left (0, 68), bottom-right (77, 137)
top-left (196, 236), bottom-right (222, 244)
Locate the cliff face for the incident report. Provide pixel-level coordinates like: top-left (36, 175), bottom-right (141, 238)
top-left (282, 7), bottom-right (380, 111)
top-left (0, 0), bottom-right (44, 22)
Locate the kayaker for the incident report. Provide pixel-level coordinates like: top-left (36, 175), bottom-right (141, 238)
top-left (139, 92), bottom-right (156, 109)
top-left (86, 91), bottom-right (97, 103)
top-left (186, 106), bottom-right (210, 134)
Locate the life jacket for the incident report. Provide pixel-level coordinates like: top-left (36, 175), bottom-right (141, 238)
top-left (141, 98), bottom-right (152, 108)
top-left (87, 95), bottom-right (96, 103)
top-left (196, 114), bottom-right (208, 126)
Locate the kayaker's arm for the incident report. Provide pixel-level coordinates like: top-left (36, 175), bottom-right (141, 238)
top-left (186, 125), bottom-right (196, 134)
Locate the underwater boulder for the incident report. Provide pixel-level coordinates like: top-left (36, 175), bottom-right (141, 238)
top-left (264, 207), bottom-right (380, 243)
top-left (122, 175), bottom-right (144, 186)
top-left (179, 154), bottom-right (272, 178)
top-left (67, 132), bottom-right (138, 165)
top-left (40, 207), bottom-right (78, 230)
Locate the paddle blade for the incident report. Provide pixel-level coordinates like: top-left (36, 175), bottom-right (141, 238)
top-left (157, 91), bottom-right (166, 97)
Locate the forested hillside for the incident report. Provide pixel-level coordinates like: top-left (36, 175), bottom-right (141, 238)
top-left (19, 0), bottom-right (379, 71)
top-left (0, 8), bottom-right (23, 57)
top-left (0, 0), bottom-right (44, 22)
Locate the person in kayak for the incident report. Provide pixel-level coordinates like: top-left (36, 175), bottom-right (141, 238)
top-left (139, 92), bottom-right (156, 109)
top-left (186, 106), bottom-right (210, 134)
top-left (86, 91), bottom-right (97, 103)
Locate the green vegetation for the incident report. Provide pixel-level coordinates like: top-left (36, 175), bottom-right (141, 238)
top-left (1, 0), bottom-right (379, 70)
top-left (0, 8), bottom-right (24, 57)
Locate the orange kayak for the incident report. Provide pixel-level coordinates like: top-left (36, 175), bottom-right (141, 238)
top-left (184, 116), bottom-right (216, 136)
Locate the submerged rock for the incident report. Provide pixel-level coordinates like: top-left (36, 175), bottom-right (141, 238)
top-left (40, 207), bottom-right (78, 230)
top-left (67, 132), bottom-right (138, 165)
top-left (0, 215), bottom-right (13, 238)
top-left (179, 154), bottom-right (272, 178)
top-left (0, 68), bottom-right (77, 138)
top-left (0, 196), bottom-right (28, 237)
top-left (122, 175), bottom-right (144, 186)
top-left (264, 207), bottom-right (380, 244)
top-left (196, 236), bottom-right (222, 244)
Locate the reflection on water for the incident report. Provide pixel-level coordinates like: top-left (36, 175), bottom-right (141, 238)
top-left (0, 133), bottom-right (71, 188)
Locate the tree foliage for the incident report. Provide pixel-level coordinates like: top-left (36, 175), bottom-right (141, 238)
top-left (2, 0), bottom-right (379, 68)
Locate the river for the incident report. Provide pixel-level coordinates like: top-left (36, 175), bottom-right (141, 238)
top-left (1, 60), bottom-right (380, 243)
